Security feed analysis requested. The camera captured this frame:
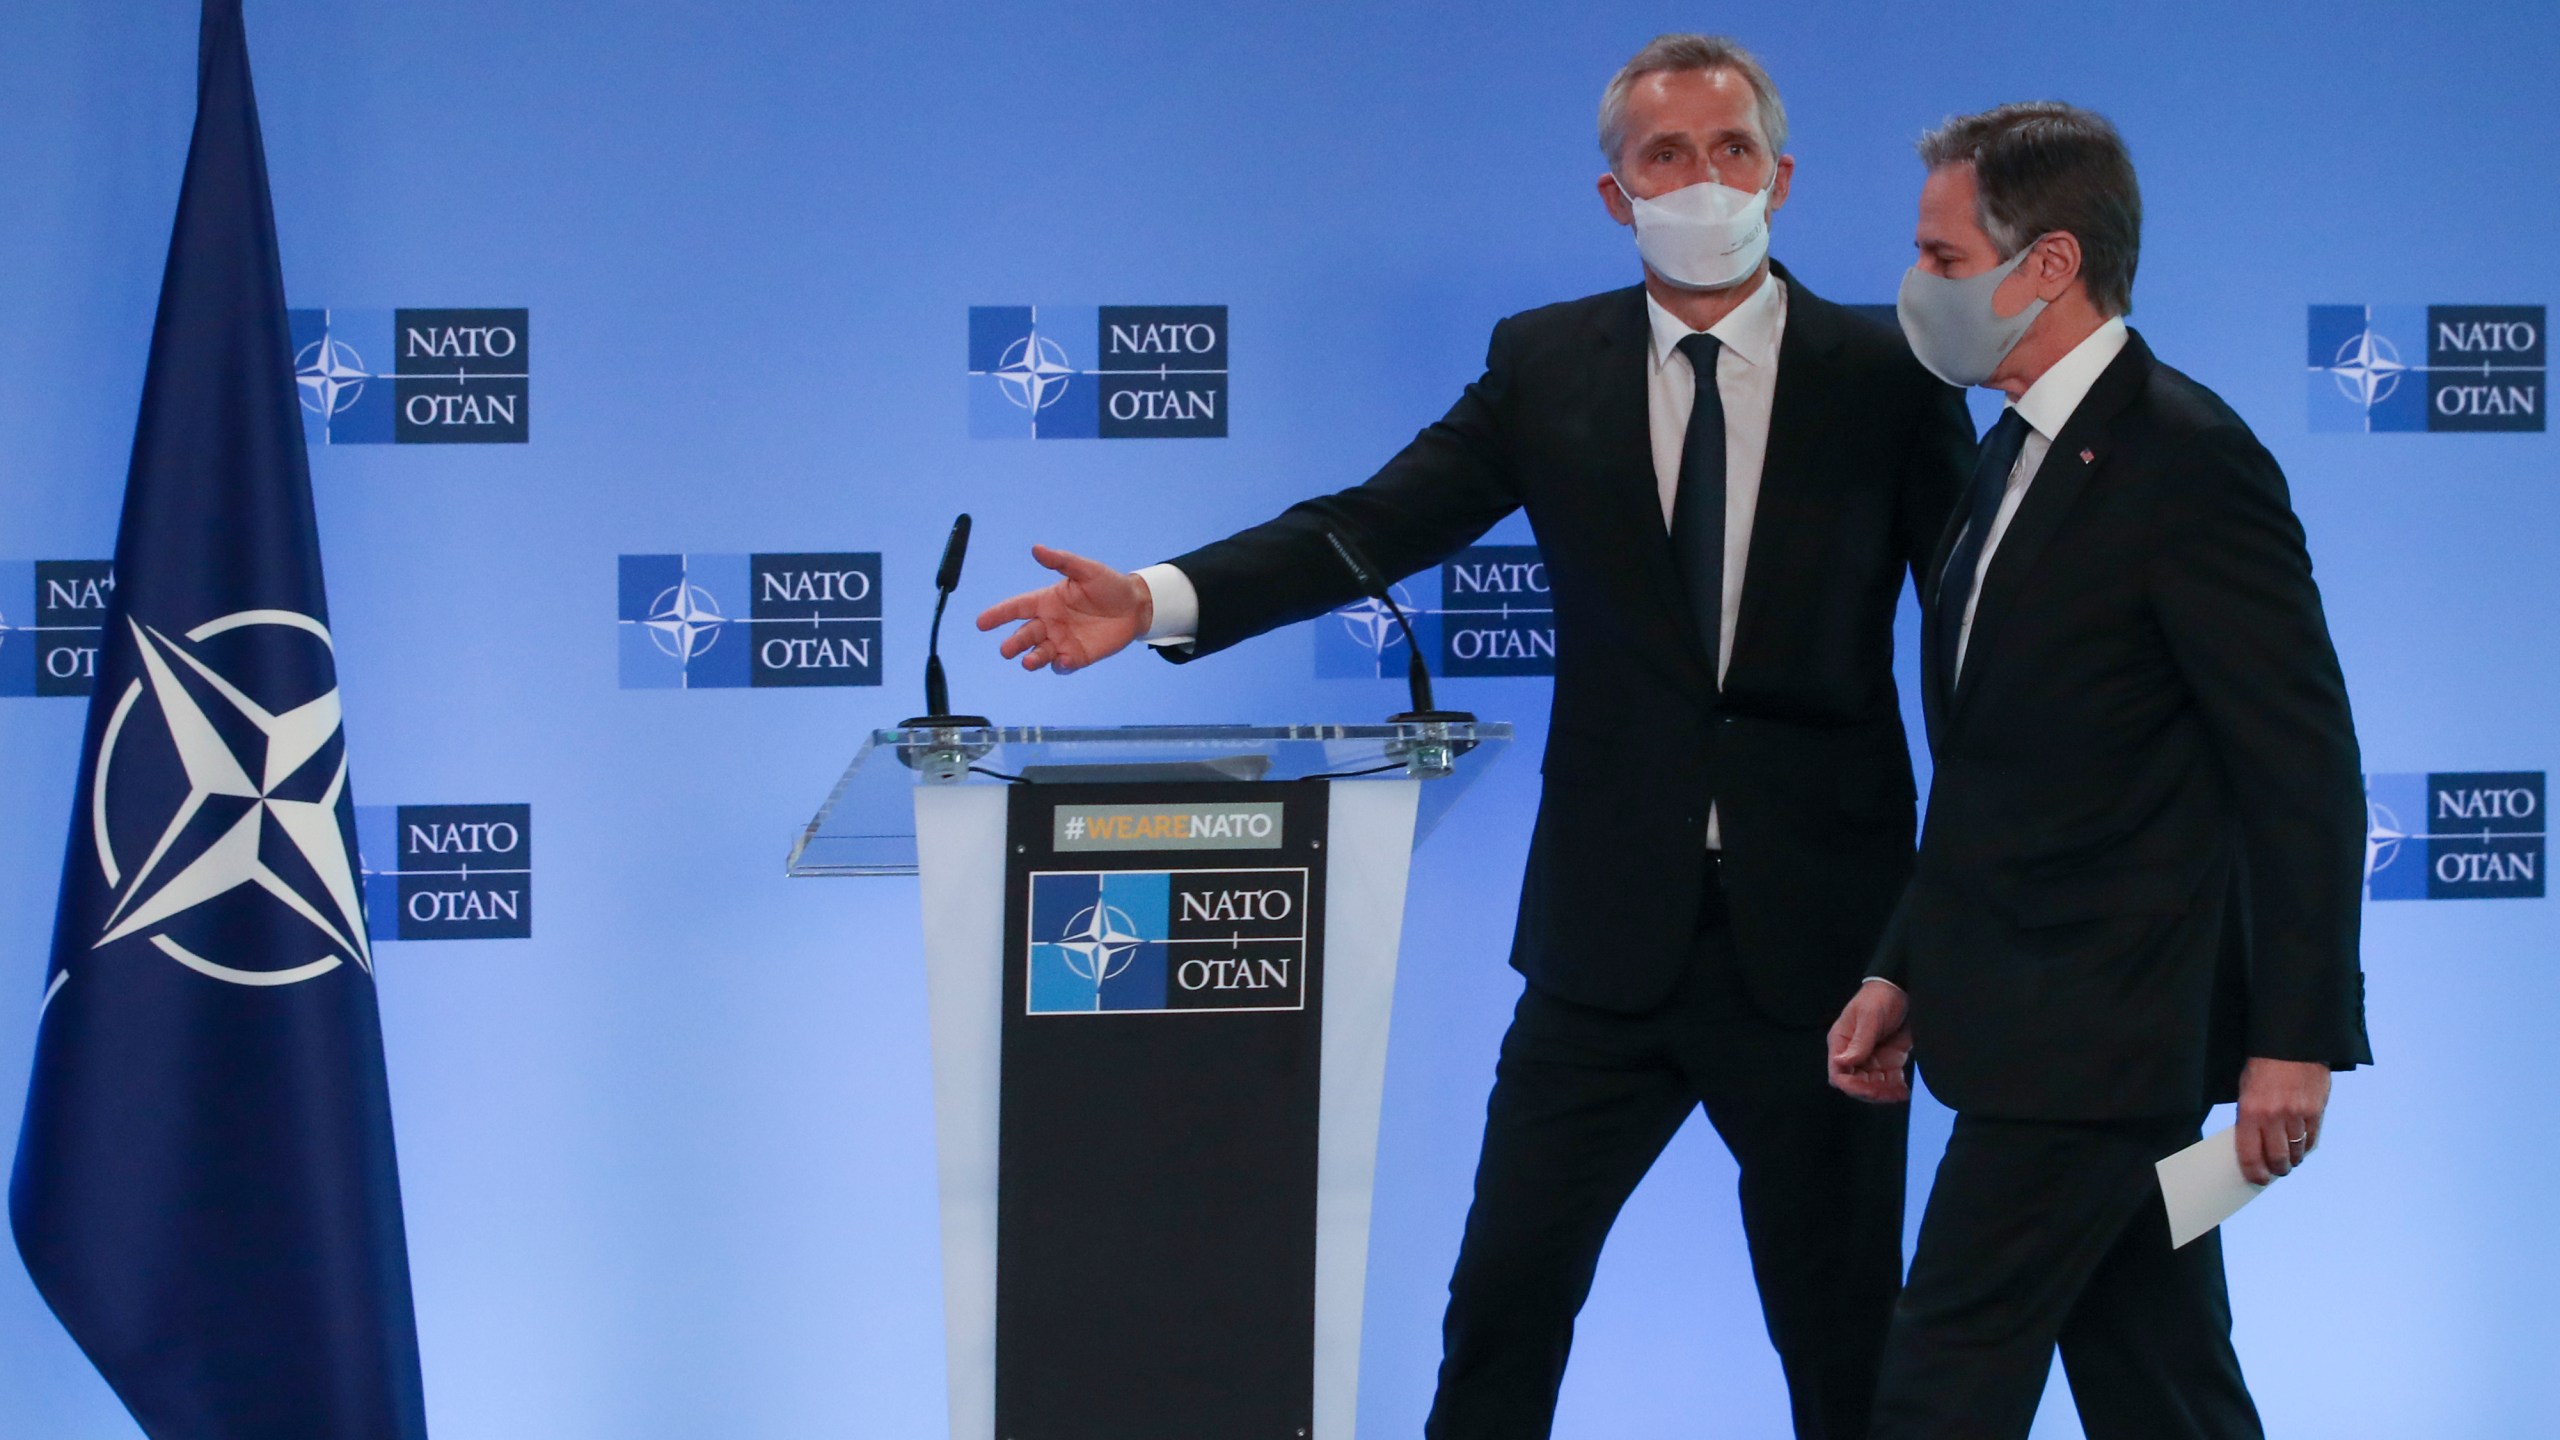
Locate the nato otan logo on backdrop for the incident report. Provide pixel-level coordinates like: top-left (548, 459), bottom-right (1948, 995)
top-left (1317, 544), bottom-right (1554, 679)
top-left (357, 804), bottom-right (531, 940)
top-left (1026, 867), bottom-right (1308, 1014)
top-left (2308, 305), bottom-right (2544, 432)
top-left (0, 560), bottom-right (112, 696)
top-left (2365, 771), bottom-right (2544, 900)
top-left (291, 308), bottom-right (530, 444)
top-left (968, 305), bottom-right (1227, 438)
top-left (617, 553), bottom-right (882, 688)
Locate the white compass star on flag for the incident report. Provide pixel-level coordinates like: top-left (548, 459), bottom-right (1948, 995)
top-left (91, 610), bottom-right (371, 985)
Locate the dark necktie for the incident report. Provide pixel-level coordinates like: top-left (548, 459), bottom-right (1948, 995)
top-left (1669, 331), bottom-right (1727, 685)
top-left (1936, 408), bottom-right (2031, 693)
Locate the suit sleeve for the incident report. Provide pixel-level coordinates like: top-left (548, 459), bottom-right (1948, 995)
top-left (1155, 318), bottom-right (1526, 662)
top-left (1866, 889), bottom-right (1912, 987)
top-left (2148, 426), bottom-right (2371, 1068)
top-left (1894, 373), bottom-right (1975, 590)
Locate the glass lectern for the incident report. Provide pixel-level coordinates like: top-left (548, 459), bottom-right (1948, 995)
top-left (790, 720), bottom-right (1509, 1440)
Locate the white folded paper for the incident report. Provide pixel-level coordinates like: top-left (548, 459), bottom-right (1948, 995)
top-left (2155, 1124), bottom-right (2270, 1249)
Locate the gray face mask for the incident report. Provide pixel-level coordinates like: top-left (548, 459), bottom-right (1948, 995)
top-left (1895, 246), bottom-right (2046, 388)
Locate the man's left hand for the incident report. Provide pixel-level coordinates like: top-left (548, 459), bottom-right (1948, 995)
top-left (2235, 1057), bottom-right (2332, 1185)
top-left (1827, 979), bottom-right (1914, 1104)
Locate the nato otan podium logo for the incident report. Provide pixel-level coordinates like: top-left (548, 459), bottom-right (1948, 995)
top-left (0, 560), bottom-right (112, 696)
top-left (2365, 771), bottom-right (2544, 900)
top-left (1027, 868), bottom-right (1308, 1015)
top-left (617, 553), bottom-right (882, 688)
top-left (357, 804), bottom-right (531, 940)
top-left (968, 305), bottom-right (1228, 438)
top-left (291, 308), bottom-right (530, 444)
top-left (1318, 544), bottom-right (1555, 679)
top-left (2308, 305), bottom-right (2544, 432)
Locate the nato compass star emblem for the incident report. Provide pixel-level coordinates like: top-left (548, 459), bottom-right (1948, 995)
top-left (993, 333), bottom-right (1076, 413)
top-left (1056, 901), bottom-right (1144, 984)
top-left (2322, 326), bottom-right (2409, 411)
top-left (2365, 795), bottom-right (2409, 884)
top-left (294, 333), bottom-right (371, 418)
top-left (1332, 583), bottom-right (1422, 655)
top-left (644, 580), bottom-right (726, 661)
top-left (89, 610), bottom-right (371, 987)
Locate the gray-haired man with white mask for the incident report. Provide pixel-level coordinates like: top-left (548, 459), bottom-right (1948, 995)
top-left (980, 37), bottom-right (1974, 1438)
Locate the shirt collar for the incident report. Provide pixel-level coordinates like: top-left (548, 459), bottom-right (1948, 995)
top-left (2011, 315), bottom-right (2129, 440)
top-left (1646, 269), bottom-right (1787, 374)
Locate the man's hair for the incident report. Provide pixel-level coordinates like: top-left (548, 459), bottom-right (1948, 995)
top-left (1916, 101), bottom-right (2142, 316)
top-left (1596, 34), bottom-right (1788, 168)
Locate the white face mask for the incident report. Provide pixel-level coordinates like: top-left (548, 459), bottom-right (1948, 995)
top-left (1621, 173), bottom-right (1774, 291)
top-left (1894, 245), bottom-right (2048, 388)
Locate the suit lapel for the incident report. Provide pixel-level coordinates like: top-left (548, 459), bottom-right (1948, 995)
top-left (1586, 287), bottom-right (1715, 691)
top-left (1947, 333), bottom-right (2156, 724)
top-left (1725, 266), bottom-right (1845, 689)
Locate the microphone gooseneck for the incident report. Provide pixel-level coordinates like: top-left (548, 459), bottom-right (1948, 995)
top-left (923, 589), bottom-right (952, 717)
top-left (1320, 525), bottom-right (1474, 727)
top-left (901, 512), bottom-right (988, 731)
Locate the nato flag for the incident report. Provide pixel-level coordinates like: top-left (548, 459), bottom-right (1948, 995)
top-left (8, 3), bottom-right (430, 1437)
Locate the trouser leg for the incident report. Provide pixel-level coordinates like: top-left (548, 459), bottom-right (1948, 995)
top-left (1689, 1012), bottom-right (1909, 1440)
top-left (1423, 986), bottom-right (1694, 1440)
top-left (1869, 1115), bottom-right (2199, 1440)
top-left (2059, 1185), bottom-right (2264, 1440)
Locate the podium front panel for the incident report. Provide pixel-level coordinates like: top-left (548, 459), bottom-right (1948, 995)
top-left (912, 776), bottom-right (1421, 1440)
top-left (997, 780), bottom-right (1328, 1439)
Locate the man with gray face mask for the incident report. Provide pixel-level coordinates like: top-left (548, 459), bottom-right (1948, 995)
top-left (1827, 102), bottom-right (2369, 1439)
top-left (980, 35), bottom-right (1972, 1438)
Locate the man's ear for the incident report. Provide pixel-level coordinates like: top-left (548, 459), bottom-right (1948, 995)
top-left (1767, 153), bottom-right (1796, 216)
top-left (1598, 171), bottom-right (1635, 227)
top-left (2031, 231), bottom-right (2085, 302)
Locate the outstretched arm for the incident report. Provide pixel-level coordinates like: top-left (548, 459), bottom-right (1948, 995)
top-left (977, 314), bottom-right (1530, 672)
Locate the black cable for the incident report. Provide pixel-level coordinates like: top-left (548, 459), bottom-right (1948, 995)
top-left (1292, 761), bottom-right (1410, 782)
top-left (966, 765), bottom-right (1027, 783)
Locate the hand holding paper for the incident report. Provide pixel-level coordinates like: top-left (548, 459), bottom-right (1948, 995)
top-left (2157, 1058), bottom-right (2333, 1248)
top-left (2156, 1126), bottom-right (2269, 1249)
top-left (2234, 1056), bottom-right (2331, 1184)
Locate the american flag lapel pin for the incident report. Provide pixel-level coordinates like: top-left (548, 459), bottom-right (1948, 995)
top-left (2079, 448), bottom-right (2096, 464)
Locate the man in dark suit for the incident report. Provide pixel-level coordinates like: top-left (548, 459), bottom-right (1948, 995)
top-left (1825, 103), bottom-right (2372, 1439)
top-left (981, 35), bottom-right (1970, 1439)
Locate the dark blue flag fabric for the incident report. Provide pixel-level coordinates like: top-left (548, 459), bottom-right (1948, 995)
top-left (8, 3), bottom-right (430, 1437)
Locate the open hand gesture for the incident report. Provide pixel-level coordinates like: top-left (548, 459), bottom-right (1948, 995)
top-left (974, 544), bottom-right (1154, 674)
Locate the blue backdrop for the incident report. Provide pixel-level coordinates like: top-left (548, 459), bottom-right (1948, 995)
top-left (2, 3), bottom-right (2552, 1435)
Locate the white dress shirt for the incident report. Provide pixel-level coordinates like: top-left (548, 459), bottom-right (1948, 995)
top-left (1951, 316), bottom-right (2129, 680)
top-left (1136, 274), bottom-right (1792, 845)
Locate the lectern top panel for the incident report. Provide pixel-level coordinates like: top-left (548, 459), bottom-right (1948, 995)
top-left (787, 721), bottom-right (1511, 876)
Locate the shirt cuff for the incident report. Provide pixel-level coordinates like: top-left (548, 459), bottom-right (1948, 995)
top-left (1134, 563), bottom-right (1199, 647)
top-left (1859, 976), bottom-right (1904, 993)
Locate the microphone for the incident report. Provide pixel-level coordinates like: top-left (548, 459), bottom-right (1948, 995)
top-left (1320, 525), bottom-right (1475, 728)
top-left (901, 513), bottom-right (990, 730)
